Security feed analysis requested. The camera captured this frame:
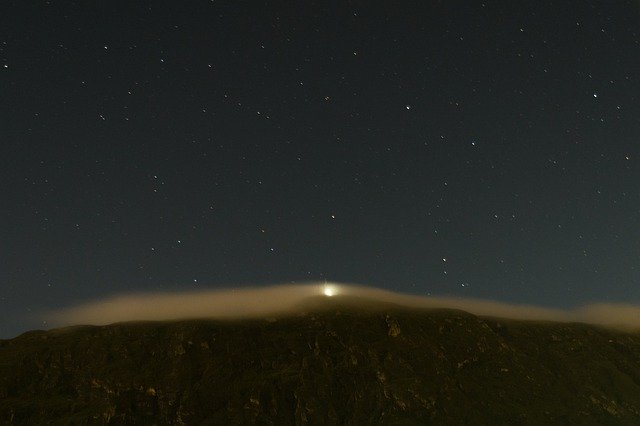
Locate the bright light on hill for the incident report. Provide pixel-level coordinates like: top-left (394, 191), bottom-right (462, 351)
top-left (323, 285), bottom-right (338, 297)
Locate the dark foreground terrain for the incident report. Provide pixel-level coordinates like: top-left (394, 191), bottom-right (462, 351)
top-left (2, 297), bottom-right (640, 424)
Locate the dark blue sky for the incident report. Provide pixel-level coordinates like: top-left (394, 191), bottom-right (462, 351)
top-left (2, 0), bottom-right (639, 337)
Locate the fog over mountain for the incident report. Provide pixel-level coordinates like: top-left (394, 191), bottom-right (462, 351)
top-left (49, 283), bottom-right (640, 330)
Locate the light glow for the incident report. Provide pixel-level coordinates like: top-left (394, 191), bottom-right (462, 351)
top-left (323, 285), bottom-right (338, 297)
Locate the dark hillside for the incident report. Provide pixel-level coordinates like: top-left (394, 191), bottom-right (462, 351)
top-left (1, 298), bottom-right (640, 424)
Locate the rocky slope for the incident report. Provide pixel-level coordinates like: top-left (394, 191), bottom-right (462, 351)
top-left (1, 297), bottom-right (640, 424)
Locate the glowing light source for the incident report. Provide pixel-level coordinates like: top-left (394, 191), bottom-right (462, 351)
top-left (323, 285), bottom-right (337, 297)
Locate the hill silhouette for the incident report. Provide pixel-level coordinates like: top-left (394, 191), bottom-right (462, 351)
top-left (2, 295), bottom-right (640, 424)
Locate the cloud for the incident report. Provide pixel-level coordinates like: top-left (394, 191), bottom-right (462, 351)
top-left (47, 282), bottom-right (640, 330)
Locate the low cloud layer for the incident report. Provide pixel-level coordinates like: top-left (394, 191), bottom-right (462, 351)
top-left (49, 282), bottom-right (640, 330)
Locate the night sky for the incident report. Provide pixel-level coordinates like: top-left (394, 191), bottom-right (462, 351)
top-left (2, 1), bottom-right (639, 338)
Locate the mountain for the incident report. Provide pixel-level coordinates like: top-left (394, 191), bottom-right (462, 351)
top-left (1, 296), bottom-right (640, 424)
